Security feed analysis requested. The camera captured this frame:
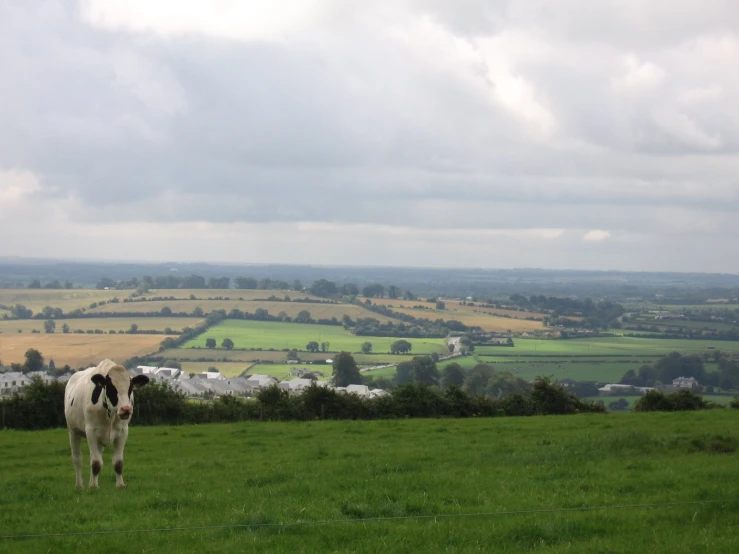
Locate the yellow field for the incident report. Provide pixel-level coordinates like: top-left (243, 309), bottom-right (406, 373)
top-left (139, 289), bottom-right (323, 302)
top-left (387, 306), bottom-right (544, 333)
top-left (87, 299), bottom-right (399, 323)
top-left (0, 335), bottom-right (168, 368)
top-left (177, 361), bottom-right (254, 377)
top-left (0, 289), bottom-right (126, 314)
top-left (0, 317), bottom-right (204, 334)
top-left (375, 298), bottom-right (547, 321)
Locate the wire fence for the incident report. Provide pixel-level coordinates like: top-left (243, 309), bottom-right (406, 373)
top-left (2, 498), bottom-right (736, 541)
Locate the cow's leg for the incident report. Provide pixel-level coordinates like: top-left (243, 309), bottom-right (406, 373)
top-left (112, 431), bottom-right (128, 489)
top-left (86, 433), bottom-right (104, 489)
top-left (68, 429), bottom-right (84, 489)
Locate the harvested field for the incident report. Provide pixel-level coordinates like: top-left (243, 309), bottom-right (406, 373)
top-left (86, 300), bottom-right (398, 323)
top-left (0, 317), bottom-right (203, 334)
top-left (0, 334), bottom-right (168, 368)
top-left (0, 289), bottom-right (125, 314)
top-left (138, 289), bottom-right (322, 302)
top-left (387, 306), bottom-right (545, 333)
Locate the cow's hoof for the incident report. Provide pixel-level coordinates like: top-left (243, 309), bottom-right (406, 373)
top-left (75, 484), bottom-right (83, 490)
top-left (116, 483), bottom-right (127, 489)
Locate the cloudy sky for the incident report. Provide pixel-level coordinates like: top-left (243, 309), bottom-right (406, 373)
top-left (1, 1), bottom-right (738, 272)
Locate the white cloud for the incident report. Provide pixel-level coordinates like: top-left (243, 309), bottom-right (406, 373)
top-left (612, 54), bottom-right (666, 92)
top-left (583, 230), bottom-right (611, 242)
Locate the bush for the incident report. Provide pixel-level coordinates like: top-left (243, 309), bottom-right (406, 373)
top-left (634, 389), bottom-right (710, 412)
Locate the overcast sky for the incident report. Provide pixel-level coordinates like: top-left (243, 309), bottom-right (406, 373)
top-left (1, 1), bottom-right (738, 272)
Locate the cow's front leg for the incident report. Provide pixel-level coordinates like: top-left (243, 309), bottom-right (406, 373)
top-left (112, 432), bottom-right (128, 489)
top-left (87, 433), bottom-right (104, 489)
top-left (68, 430), bottom-right (84, 489)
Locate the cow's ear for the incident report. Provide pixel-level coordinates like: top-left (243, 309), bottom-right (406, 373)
top-left (131, 375), bottom-right (150, 389)
top-left (91, 374), bottom-right (106, 387)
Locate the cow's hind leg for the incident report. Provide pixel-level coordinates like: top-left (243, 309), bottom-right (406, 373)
top-left (87, 434), bottom-right (104, 489)
top-left (112, 434), bottom-right (127, 489)
top-left (69, 430), bottom-right (83, 489)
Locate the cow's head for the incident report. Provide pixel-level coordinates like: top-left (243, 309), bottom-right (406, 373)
top-left (91, 365), bottom-right (149, 420)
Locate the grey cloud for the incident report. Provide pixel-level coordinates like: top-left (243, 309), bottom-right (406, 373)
top-left (1, 1), bottom-right (739, 270)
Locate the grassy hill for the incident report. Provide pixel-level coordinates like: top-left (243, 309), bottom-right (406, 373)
top-left (1, 411), bottom-right (737, 552)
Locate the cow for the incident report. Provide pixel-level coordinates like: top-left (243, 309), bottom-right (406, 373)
top-left (64, 359), bottom-right (149, 489)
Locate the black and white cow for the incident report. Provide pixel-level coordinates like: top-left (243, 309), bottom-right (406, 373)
top-left (64, 359), bottom-right (149, 489)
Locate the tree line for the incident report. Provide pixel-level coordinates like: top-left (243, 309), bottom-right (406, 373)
top-left (0, 374), bottom-right (605, 431)
top-left (619, 352), bottom-right (739, 390)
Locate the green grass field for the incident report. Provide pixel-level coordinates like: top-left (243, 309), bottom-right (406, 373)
top-left (1, 412), bottom-right (738, 552)
top-left (477, 337), bottom-right (739, 357)
top-left (182, 320), bottom-right (449, 355)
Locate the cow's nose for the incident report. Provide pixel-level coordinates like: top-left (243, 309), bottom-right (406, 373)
top-left (119, 406), bottom-right (132, 419)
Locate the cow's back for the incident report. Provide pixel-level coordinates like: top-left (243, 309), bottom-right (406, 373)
top-left (64, 366), bottom-right (97, 432)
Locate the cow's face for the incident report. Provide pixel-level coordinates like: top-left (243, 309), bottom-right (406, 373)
top-left (91, 366), bottom-right (149, 420)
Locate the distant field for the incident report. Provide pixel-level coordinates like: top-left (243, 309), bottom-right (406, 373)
top-left (585, 394), bottom-right (736, 410)
top-left (0, 334), bottom-right (168, 368)
top-left (0, 317), bottom-right (203, 334)
top-left (0, 289), bottom-right (125, 313)
top-left (139, 289), bottom-right (322, 302)
top-left (495, 361), bottom-right (643, 383)
top-left (86, 299), bottom-right (398, 323)
top-left (476, 337), bottom-right (739, 357)
top-left (385, 306), bottom-right (544, 333)
top-left (177, 361), bottom-right (254, 377)
top-left (182, 320), bottom-right (449, 355)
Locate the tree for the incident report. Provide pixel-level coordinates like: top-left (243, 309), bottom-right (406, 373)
top-left (28, 279), bottom-right (41, 289)
top-left (362, 284), bottom-right (385, 298)
top-left (295, 310), bottom-right (312, 323)
top-left (61, 323), bottom-right (70, 334)
top-left (128, 323), bottom-right (139, 334)
top-left (287, 349), bottom-right (299, 360)
top-left (160, 306), bottom-right (172, 316)
top-left (341, 283), bottom-right (359, 296)
top-left (361, 341), bottom-right (373, 354)
top-left (163, 359), bottom-right (182, 370)
top-left (24, 348), bottom-right (44, 372)
top-left (332, 352), bottom-right (362, 387)
top-left (221, 338), bottom-right (234, 350)
top-left (436, 301), bottom-right (446, 310)
top-left (206, 338), bottom-right (216, 348)
top-left (410, 356), bottom-right (439, 385)
top-left (390, 339), bottom-right (412, 354)
top-left (387, 285), bottom-right (401, 299)
top-left (254, 308), bottom-right (269, 320)
top-left (44, 319), bottom-right (56, 333)
top-left (192, 306), bottom-right (204, 317)
top-left (309, 279), bottom-right (338, 298)
top-left (234, 277), bottom-right (258, 289)
top-left (291, 279), bottom-right (303, 291)
top-left (441, 363), bottom-right (466, 388)
top-left (306, 341), bottom-right (320, 353)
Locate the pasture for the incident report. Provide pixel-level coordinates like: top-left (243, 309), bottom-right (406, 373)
top-left (0, 317), bottom-right (203, 334)
top-left (0, 289), bottom-right (124, 314)
top-left (0, 334), bottom-right (169, 368)
top-left (1, 411), bottom-right (738, 552)
top-left (182, 320), bottom-right (449, 355)
top-left (476, 337), bottom-right (739, 357)
top-left (177, 362), bottom-right (254, 378)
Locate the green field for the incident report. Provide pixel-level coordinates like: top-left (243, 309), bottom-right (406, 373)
top-left (2, 412), bottom-right (739, 552)
top-left (587, 394), bottom-right (737, 410)
top-left (183, 320), bottom-right (448, 355)
top-left (477, 337), bottom-right (739, 357)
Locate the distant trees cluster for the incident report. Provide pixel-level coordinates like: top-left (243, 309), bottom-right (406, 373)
top-left (509, 294), bottom-right (624, 329)
top-left (620, 352), bottom-right (739, 390)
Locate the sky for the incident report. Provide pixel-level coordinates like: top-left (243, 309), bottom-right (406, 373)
top-left (1, 0), bottom-right (738, 272)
